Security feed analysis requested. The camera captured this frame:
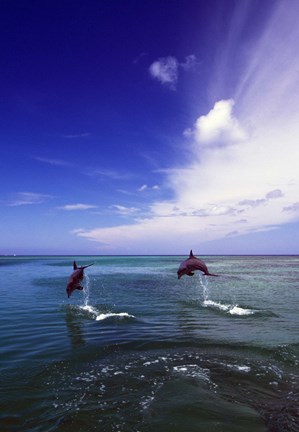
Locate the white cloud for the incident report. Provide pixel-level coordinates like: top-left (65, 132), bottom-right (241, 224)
top-left (149, 56), bottom-right (178, 88)
top-left (149, 54), bottom-right (198, 90)
top-left (192, 99), bottom-right (247, 148)
top-left (59, 203), bottom-right (97, 211)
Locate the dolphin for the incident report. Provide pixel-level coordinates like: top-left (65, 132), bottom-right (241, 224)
top-left (177, 250), bottom-right (218, 279)
top-left (66, 261), bottom-right (94, 298)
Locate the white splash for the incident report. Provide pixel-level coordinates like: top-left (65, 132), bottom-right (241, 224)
top-left (237, 365), bottom-right (251, 372)
top-left (202, 300), bottom-right (255, 316)
top-left (78, 306), bottom-right (135, 321)
top-left (198, 274), bottom-right (209, 301)
top-left (199, 275), bottom-right (256, 316)
top-left (79, 305), bottom-right (98, 316)
top-left (203, 299), bottom-right (230, 312)
top-left (95, 312), bottom-right (135, 321)
top-left (78, 274), bottom-right (135, 322)
top-left (229, 305), bottom-right (255, 316)
top-left (83, 274), bottom-right (90, 306)
top-left (219, 361), bottom-right (251, 373)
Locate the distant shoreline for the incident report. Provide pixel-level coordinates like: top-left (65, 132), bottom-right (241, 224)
top-left (1, 254), bottom-right (299, 258)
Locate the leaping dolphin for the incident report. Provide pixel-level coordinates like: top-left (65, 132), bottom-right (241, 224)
top-left (66, 261), bottom-right (94, 298)
top-left (177, 250), bottom-right (218, 279)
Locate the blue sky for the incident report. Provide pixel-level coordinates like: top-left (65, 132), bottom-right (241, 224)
top-left (1, 0), bottom-right (299, 255)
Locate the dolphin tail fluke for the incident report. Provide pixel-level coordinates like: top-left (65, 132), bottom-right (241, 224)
top-left (189, 250), bottom-right (194, 258)
top-left (73, 261), bottom-right (77, 270)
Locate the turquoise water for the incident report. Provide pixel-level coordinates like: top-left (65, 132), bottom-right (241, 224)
top-left (0, 255), bottom-right (298, 431)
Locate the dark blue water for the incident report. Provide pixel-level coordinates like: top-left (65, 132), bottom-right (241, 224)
top-left (0, 256), bottom-right (298, 431)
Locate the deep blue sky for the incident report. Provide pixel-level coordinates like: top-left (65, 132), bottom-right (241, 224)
top-left (1, 0), bottom-right (299, 255)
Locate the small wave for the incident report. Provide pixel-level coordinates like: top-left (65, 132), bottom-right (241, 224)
top-left (202, 300), bottom-right (256, 316)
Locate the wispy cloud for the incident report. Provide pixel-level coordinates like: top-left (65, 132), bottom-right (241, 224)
top-left (149, 55), bottom-right (198, 90)
top-left (238, 189), bottom-right (284, 209)
top-left (137, 184), bottom-right (160, 192)
top-left (111, 205), bottom-right (140, 216)
top-left (283, 203), bottom-right (299, 213)
top-left (7, 192), bottom-right (52, 207)
top-left (62, 133), bottom-right (90, 139)
top-left (133, 52), bottom-right (148, 65)
top-left (138, 184), bottom-right (148, 192)
top-left (35, 156), bottom-right (72, 167)
top-left (180, 54), bottom-right (198, 71)
top-left (85, 168), bottom-right (132, 181)
top-left (116, 189), bottom-right (135, 196)
top-left (59, 203), bottom-right (97, 211)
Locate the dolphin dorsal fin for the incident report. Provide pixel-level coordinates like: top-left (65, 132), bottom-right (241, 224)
top-left (73, 261), bottom-right (77, 270)
top-left (189, 250), bottom-right (194, 258)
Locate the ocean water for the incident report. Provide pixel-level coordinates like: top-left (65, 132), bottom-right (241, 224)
top-left (0, 255), bottom-right (298, 432)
